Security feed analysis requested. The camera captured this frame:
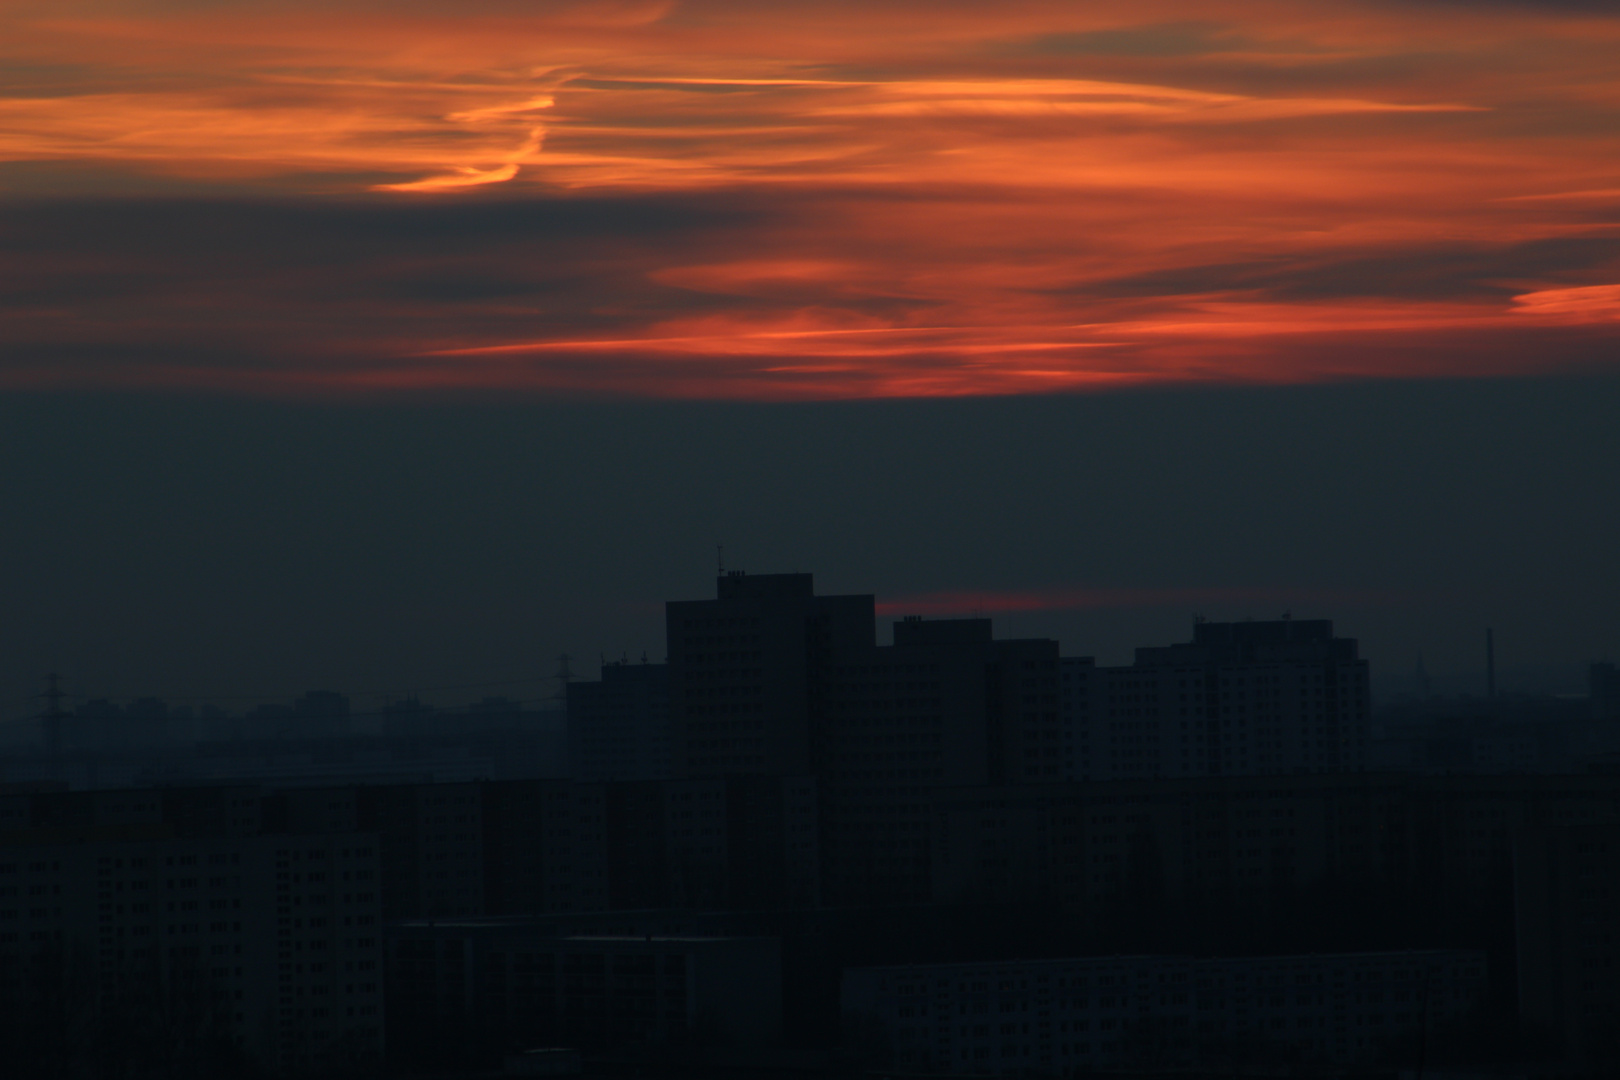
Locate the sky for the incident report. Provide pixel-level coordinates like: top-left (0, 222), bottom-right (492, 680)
top-left (1, 0), bottom-right (1618, 719)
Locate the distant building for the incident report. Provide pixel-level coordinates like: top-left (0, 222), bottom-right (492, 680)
top-left (832, 616), bottom-right (1061, 788)
top-left (386, 920), bottom-right (781, 1070)
top-left (667, 573), bottom-right (1062, 905)
top-left (667, 574), bottom-right (1061, 786)
top-left (1366, 691), bottom-right (1615, 775)
top-left (667, 572), bottom-right (876, 778)
top-left (843, 949), bottom-right (1486, 1075)
top-left (1515, 821), bottom-right (1620, 1068)
top-left (566, 661), bottom-right (671, 782)
top-left (1061, 618), bottom-right (1371, 781)
top-left (1592, 662), bottom-right (1620, 720)
top-left (3, 695), bottom-right (569, 791)
top-left (820, 615), bottom-right (1059, 905)
top-left (0, 832), bottom-right (383, 1075)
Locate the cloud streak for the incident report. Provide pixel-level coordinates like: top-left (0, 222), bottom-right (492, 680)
top-left (1, 0), bottom-right (1618, 396)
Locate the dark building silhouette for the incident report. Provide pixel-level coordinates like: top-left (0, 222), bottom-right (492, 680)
top-left (820, 615), bottom-right (1059, 905)
top-left (667, 573), bottom-right (1062, 905)
top-left (667, 571), bottom-right (875, 778)
top-left (1515, 820), bottom-right (1620, 1068)
top-left (566, 661), bottom-right (671, 782)
top-left (1592, 661), bottom-right (1620, 720)
top-left (843, 949), bottom-right (1487, 1074)
top-left (1, 695), bottom-right (568, 790)
top-left (6, 765), bottom-right (1620, 1072)
top-left (1062, 618), bottom-right (1370, 781)
top-left (18, 569), bottom-right (1620, 1075)
top-left (481, 775), bottom-right (819, 914)
top-left (1369, 691), bottom-right (1618, 775)
top-left (386, 920), bottom-right (781, 1072)
top-left (0, 831), bottom-right (383, 1075)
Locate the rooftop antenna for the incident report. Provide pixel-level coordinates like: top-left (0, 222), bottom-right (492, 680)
top-left (717, 543), bottom-right (724, 576)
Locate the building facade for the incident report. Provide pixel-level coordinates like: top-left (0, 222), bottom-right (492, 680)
top-left (566, 662), bottom-right (671, 782)
top-left (386, 920), bottom-right (781, 1070)
top-left (1515, 821), bottom-right (1620, 1068)
top-left (820, 617), bottom-right (1060, 905)
top-left (1062, 618), bottom-right (1371, 781)
top-left (843, 950), bottom-right (1486, 1076)
top-left (667, 572), bottom-right (876, 778)
top-left (0, 831), bottom-right (384, 1075)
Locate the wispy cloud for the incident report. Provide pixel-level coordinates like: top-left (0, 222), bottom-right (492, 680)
top-left (1513, 283), bottom-right (1620, 320)
top-left (1, 0), bottom-right (1618, 395)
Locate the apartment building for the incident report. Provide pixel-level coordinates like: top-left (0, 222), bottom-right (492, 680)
top-left (844, 949), bottom-right (1486, 1075)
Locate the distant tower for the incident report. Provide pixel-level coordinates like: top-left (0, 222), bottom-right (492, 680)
top-left (40, 672), bottom-right (66, 756)
top-left (1486, 628), bottom-right (1496, 699)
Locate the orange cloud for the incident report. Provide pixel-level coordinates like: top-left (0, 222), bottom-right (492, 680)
top-left (1, 0), bottom-right (1618, 395)
top-left (1512, 284), bottom-right (1620, 320)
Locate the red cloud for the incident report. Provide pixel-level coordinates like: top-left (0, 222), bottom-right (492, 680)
top-left (2, 1), bottom-right (1618, 396)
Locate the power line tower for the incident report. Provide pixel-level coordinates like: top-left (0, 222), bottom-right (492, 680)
top-left (40, 672), bottom-right (66, 757)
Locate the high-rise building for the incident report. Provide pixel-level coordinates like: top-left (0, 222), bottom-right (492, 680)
top-left (386, 921), bottom-right (782, 1070)
top-left (1515, 821), bottom-right (1620, 1068)
top-left (0, 833), bottom-right (383, 1076)
top-left (1591, 662), bottom-right (1620, 720)
top-left (828, 617), bottom-right (1061, 788)
top-left (666, 573), bottom-right (1063, 905)
top-left (1062, 618), bottom-right (1370, 781)
top-left (566, 661), bottom-right (672, 782)
top-left (668, 574), bottom-right (1062, 784)
top-left (667, 572), bottom-right (875, 778)
top-left (821, 617), bottom-right (1059, 905)
top-left (843, 949), bottom-right (1487, 1075)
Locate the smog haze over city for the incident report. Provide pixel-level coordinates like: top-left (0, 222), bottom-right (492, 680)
top-left (3, 1), bottom-right (1620, 1078)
